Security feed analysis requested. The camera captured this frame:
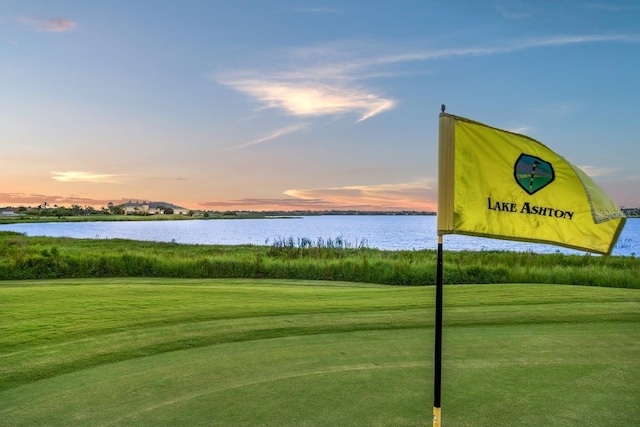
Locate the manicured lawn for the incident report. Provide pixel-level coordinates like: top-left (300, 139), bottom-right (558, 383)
top-left (1, 279), bottom-right (638, 426)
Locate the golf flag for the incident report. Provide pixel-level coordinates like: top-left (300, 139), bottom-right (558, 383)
top-left (437, 113), bottom-right (626, 255)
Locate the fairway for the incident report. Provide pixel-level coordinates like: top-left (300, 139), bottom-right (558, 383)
top-left (1, 279), bottom-right (639, 426)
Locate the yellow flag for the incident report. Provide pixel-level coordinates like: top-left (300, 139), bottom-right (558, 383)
top-left (437, 113), bottom-right (626, 254)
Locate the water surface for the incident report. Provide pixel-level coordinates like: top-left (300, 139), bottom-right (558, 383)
top-left (0, 216), bottom-right (638, 256)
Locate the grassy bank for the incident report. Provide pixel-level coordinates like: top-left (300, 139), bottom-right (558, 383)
top-left (1, 231), bottom-right (638, 288)
top-left (1, 279), bottom-right (638, 426)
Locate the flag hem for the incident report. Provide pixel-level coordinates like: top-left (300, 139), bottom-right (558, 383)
top-left (439, 226), bottom-right (625, 255)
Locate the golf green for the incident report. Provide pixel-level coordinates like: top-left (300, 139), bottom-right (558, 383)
top-left (1, 279), bottom-right (638, 426)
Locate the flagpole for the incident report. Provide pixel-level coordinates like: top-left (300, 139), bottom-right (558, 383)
top-left (434, 105), bottom-right (453, 427)
top-left (433, 234), bottom-right (444, 427)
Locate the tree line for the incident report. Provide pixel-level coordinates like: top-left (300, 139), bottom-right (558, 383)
top-left (8, 203), bottom-right (636, 218)
top-left (14, 202), bottom-right (125, 217)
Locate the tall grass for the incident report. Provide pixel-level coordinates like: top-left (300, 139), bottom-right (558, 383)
top-left (1, 231), bottom-right (638, 288)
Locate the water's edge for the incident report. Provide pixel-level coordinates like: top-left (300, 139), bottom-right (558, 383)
top-left (0, 216), bottom-right (638, 256)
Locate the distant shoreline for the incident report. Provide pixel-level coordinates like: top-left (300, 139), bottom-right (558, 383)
top-left (0, 210), bottom-right (436, 225)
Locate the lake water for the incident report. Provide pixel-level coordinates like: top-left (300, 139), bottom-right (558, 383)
top-left (0, 216), bottom-right (638, 256)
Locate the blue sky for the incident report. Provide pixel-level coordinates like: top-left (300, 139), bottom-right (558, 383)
top-left (2, 1), bottom-right (639, 211)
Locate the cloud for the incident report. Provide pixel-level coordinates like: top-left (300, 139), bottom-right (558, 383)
top-left (201, 179), bottom-right (436, 212)
top-left (513, 34), bottom-right (640, 49)
top-left (222, 79), bottom-right (395, 122)
top-left (229, 123), bottom-right (309, 149)
top-left (583, 3), bottom-right (640, 12)
top-left (291, 8), bottom-right (342, 14)
top-left (364, 34), bottom-right (640, 67)
top-left (51, 171), bottom-right (123, 183)
top-left (217, 33), bottom-right (639, 126)
top-left (202, 198), bottom-right (329, 209)
top-left (508, 126), bottom-right (532, 134)
top-left (149, 177), bottom-right (190, 181)
top-left (18, 17), bottom-right (77, 33)
top-left (283, 179), bottom-right (436, 210)
top-left (38, 18), bottom-right (76, 32)
top-left (496, 5), bottom-right (531, 20)
top-left (348, 33), bottom-right (640, 70)
top-left (0, 192), bottom-right (128, 207)
top-left (215, 40), bottom-right (399, 123)
top-left (576, 165), bottom-right (622, 178)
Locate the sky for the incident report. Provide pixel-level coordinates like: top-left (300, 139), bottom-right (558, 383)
top-left (2, 0), bottom-right (639, 212)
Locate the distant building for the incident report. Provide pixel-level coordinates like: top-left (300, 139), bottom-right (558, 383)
top-left (0, 207), bottom-right (20, 217)
top-left (122, 201), bottom-right (190, 215)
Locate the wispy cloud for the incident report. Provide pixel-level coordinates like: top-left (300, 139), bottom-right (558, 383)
top-left (496, 5), bottom-right (531, 20)
top-left (202, 197), bottom-right (329, 209)
top-left (230, 123), bottom-right (309, 149)
top-left (363, 34), bottom-right (640, 67)
top-left (217, 33), bottom-right (639, 126)
top-left (223, 78), bottom-right (395, 122)
top-left (37, 18), bottom-right (76, 32)
top-left (508, 126), bottom-right (532, 134)
top-left (284, 178), bottom-right (436, 210)
top-left (291, 8), bottom-right (342, 14)
top-left (51, 171), bottom-right (123, 183)
top-left (149, 176), bottom-right (190, 181)
top-left (514, 34), bottom-right (640, 48)
top-left (577, 165), bottom-right (623, 178)
top-left (201, 179), bottom-right (436, 211)
top-left (215, 40), bottom-right (400, 123)
top-left (18, 17), bottom-right (77, 33)
top-left (582, 3), bottom-right (640, 12)
top-left (0, 192), bottom-right (127, 207)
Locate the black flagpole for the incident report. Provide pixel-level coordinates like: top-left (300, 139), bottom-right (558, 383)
top-left (433, 234), bottom-right (444, 426)
top-left (433, 103), bottom-right (447, 426)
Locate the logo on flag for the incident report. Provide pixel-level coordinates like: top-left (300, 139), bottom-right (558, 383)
top-left (514, 154), bottom-right (554, 195)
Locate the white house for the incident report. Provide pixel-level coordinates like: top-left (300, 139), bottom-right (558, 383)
top-left (0, 207), bottom-right (20, 217)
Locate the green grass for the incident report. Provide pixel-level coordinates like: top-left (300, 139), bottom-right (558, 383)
top-left (1, 279), bottom-right (639, 426)
top-left (1, 231), bottom-right (639, 287)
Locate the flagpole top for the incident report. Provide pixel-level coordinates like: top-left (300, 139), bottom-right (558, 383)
top-left (441, 104), bottom-right (446, 113)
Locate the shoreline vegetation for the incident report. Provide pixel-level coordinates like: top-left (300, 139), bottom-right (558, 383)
top-left (0, 210), bottom-right (436, 224)
top-left (1, 204), bottom-right (638, 225)
top-left (1, 231), bottom-right (638, 288)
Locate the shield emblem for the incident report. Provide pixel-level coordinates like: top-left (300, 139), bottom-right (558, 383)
top-left (514, 154), bottom-right (554, 195)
